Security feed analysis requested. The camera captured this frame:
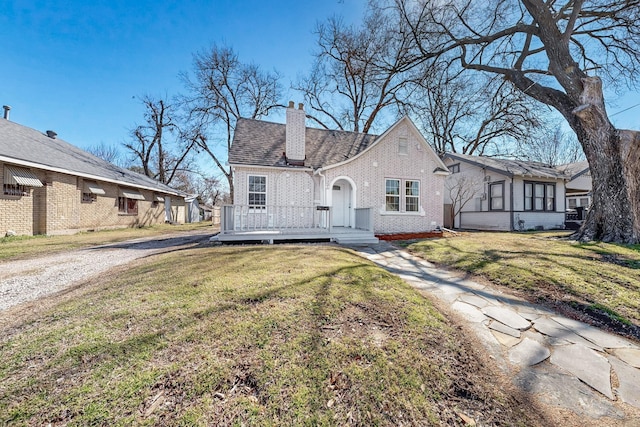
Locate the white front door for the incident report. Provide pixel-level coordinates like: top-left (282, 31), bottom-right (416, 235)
top-left (332, 181), bottom-right (351, 227)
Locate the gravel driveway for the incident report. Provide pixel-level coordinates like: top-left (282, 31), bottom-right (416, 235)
top-left (0, 230), bottom-right (213, 312)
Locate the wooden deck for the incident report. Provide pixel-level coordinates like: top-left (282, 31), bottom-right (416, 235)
top-left (212, 227), bottom-right (379, 245)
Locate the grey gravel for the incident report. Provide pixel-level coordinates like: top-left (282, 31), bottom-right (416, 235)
top-left (0, 230), bottom-right (212, 312)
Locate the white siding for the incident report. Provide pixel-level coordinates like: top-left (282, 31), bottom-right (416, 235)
top-left (443, 157), bottom-right (567, 231)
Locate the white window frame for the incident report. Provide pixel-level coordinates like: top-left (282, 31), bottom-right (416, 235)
top-left (248, 175), bottom-right (267, 208)
top-left (385, 178), bottom-right (421, 214)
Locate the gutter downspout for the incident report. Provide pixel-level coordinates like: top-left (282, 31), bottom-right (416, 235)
top-left (510, 177), bottom-right (514, 231)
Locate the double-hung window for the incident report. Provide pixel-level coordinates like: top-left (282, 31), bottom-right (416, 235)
top-left (489, 182), bottom-right (504, 211)
top-left (524, 182), bottom-right (555, 211)
top-left (385, 178), bottom-right (420, 213)
top-left (248, 175), bottom-right (266, 207)
top-left (385, 179), bottom-right (400, 211)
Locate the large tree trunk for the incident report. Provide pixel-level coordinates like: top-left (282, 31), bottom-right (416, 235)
top-left (571, 77), bottom-right (640, 243)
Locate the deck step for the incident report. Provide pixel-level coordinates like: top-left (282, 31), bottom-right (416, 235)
top-left (334, 236), bottom-right (379, 245)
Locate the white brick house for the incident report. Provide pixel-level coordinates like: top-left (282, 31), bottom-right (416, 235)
top-left (220, 102), bottom-right (449, 243)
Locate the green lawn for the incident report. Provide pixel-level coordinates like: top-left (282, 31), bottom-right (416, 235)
top-left (404, 231), bottom-right (640, 331)
top-left (0, 222), bottom-right (213, 261)
top-left (0, 245), bottom-right (538, 426)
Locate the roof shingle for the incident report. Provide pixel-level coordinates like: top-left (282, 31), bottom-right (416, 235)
top-left (229, 118), bottom-right (379, 169)
top-left (0, 118), bottom-right (182, 195)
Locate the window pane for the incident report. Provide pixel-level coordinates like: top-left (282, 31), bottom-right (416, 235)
top-left (491, 184), bottom-right (502, 197)
top-left (580, 197), bottom-right (589, 207)
top-left (525, 183), bottom-right (532, 197)
top-left (386, 196), bottom-right (400, 211)
top-left (546, 197), bottom-right (554, 211)
top-left (546, 184), bottom-right (554, 197)
top-left (535, 197), bottom-right (544, 210)
top-left (525, 198), bottom-right (532, 210)
top-left (491, 197), bottom-right (503, 210)
top-left (406, 197), bottom-right (418, 212)
top-left (386, 179), bottom-right (400, 195)
top-left (535, 184), bottom-right (544, 197)
top-left (405, 180), bottom-right (419, 196)
top-left (568, 199), bottom-right (577, 209)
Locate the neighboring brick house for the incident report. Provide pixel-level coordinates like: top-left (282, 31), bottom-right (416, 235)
top-left (221, 101), bottom-right (448, 242)
top-left (0, 108), bottom-right (186, 236)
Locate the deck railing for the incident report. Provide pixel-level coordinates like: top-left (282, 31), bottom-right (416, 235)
top-left (354, 208), bottom-right (373, 231)
top-left (221, 205), bottom-right (332, 233)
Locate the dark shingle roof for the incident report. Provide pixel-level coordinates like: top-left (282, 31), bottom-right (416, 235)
top-left (229, 118), bottom-right (379, 169)
top-left (445, 152), bottom-right (570, 179)
top-left (0, 118), bottom-right (182, 195)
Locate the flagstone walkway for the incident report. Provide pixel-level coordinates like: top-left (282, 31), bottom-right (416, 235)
top-left (348, 241), bottom-right (640, 421)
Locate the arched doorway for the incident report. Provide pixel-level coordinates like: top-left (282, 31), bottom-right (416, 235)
top-left (331, 179), bottom-right (352, 227)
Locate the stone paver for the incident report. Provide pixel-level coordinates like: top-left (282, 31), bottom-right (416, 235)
top-left (609, 356), bottom-right (640, 408)
top-left (533, 317), bottom-right (603, 351)
top-left (488, 320), bottom-right (521, 338)
top-left (513, 366), bottom-right (624, 419)
top-left (551, 315), bottom-right (635, 349)
top-left (482, 306), bottom-right (531, 330)
top-left (491, 330), bottom-right (521, 347)
top-left (508, 337), bottom-right (550, 366)
top-left (346, 241), bottom-right (640, 418)
top-left (550, 344), bottom-right (613, 399)
top-left (451, 301), bottom-right (487, 323)
top-left (458, 293), bottom-right (489, 309)
top-left (612, 347), bottom-right (640, 368)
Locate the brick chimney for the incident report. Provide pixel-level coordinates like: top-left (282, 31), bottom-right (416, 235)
top-left (285, 101), bottom-right (306, 166)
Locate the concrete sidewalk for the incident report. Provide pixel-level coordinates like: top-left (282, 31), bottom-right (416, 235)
top-left (348, 241), bottom-right (640, 421)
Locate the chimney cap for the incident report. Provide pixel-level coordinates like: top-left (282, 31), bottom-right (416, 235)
top-left (46, 130), bottom-right (57, 139)
top-left (288, 100), bottom-right (295, 108)
top-left (298, 103), bottom-right (304, 110)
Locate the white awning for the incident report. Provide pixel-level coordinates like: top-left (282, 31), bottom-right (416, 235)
top-left (4, 166), bottom-right (43, 187)
top-left (83, 181), bottom-right (106, 195)
top-left (119, 189), bottom-right (145, 200)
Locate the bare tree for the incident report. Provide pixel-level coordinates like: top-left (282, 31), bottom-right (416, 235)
top-left (86, 142), bottom-right (123, 166)
top-left (294, 6), bottom-right (425, 133)
top-left (124, 95), bottom-right (198, 186)
top-left (181, 44), bottom-right (283, 200)
top-left (394, 0), bottom-right (640, 243)
top-left (519, 125), bottom-right (584, 166)
top-left (411, 68), bottom-right (541, 155)
top-left (445, 174), bottom-right (481, 229)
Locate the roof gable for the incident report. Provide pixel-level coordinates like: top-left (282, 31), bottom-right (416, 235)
top-left (230, 116), bottom-right (448, 172)
top-left (0, 118), bottom-right (182, 195)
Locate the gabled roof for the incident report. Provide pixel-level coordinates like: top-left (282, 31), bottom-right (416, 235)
top-left (0, 118), bottom-right (183, 196)
top-left (556, 160), bottom-right (589, 180)
top-left (229, 116), bottom-right (449, 173)
top-left (229, 118), bottom-right (378, 169)
top-left (444, 152), bottom-right (569, 180)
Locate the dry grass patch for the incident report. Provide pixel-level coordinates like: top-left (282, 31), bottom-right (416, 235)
top-left (0, 222), bottom-right (212, 261)
top-left (0, 245), bottom-right (543, 426)
top-left (404, 231), bottom-right (640, 340)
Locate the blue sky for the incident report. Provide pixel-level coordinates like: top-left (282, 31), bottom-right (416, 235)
top-left (1, 0), bottom-right (364, 152)
top-left (2, 0), bottom-right (638, 165)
